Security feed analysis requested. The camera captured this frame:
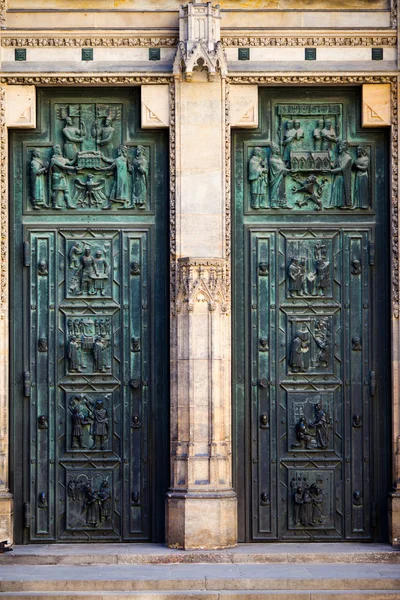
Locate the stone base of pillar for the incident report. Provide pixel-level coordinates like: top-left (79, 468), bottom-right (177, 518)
top-left (389, 492), bottom-right (400, 545)
top-left (166, 492), bottom-right (237, 550)
top-left (0, 492), bottom-right (13, 545)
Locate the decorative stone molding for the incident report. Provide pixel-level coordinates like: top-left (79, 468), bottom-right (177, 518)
top-left (229, 84), bottom-right (258, 129)
top-left (362, 83), bottom-right (392, 127)
top-left (5, 85), bottom-right (36, 129)
top-left (176, 258), bottom-right (229, 314)
top-left (391, 0), bottom-right (398, 28)
top-left (0, 0), bottom-right (5, 29)
top-left (173, 1), bottom-right (227, 81)
top-left (1, 36), bottom-right (178, 48)
top-left (141, 84), bottom-right (170, 129)
top-left (222, 35), bottom-right (397, 47)
top-left (1, 34), bottom-right (396, 49)
top-left (0, 76), bottom-right (173, 86)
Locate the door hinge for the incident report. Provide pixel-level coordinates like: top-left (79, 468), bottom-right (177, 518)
top-left (370, 370), bottom-right (376, 396)
top-left (371, 501), bottom-right (378, 527)
top-left (369, 241), bottom-right (375, 266)
top-left (23, 502), bottom-right (30, 529)
top-left (23, 371), bottom-right (31, 397)
top-left (23, 241), bottom-right (30, 267)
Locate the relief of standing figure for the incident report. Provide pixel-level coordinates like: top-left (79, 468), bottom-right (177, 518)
top-left (62, 116), bottom-right (86, 162)
top-left (96, 145), bottom-right (129, 208)
top-left (269, 142), bottom-right (291, 209)
top-left (312, 402), bottom-right (330, 449)
top-left (30, 149), bottom-right (49, 209)
top-left (313, 119), bottom-right (325, 151)
top-left (353, 146), bottom-right (370, 209)
top-left (90, 399), bottom-right (109, 450)
top-left (329, 141), bottom-right (352, 209)
top-left (282, 120), bottom-right (296, 163)
top-left (248, 147), bottom-right (269, 209)
top-left (130, 145), bottom-right (149, 209)
top-left (49, 144), bottom-right (78, 209)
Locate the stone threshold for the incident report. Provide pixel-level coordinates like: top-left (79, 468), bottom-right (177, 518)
top-left (1, 543), bottom-right (399, 565)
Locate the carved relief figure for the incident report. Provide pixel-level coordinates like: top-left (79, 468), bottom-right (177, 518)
top-left (312, 402), bottom-right (330, 448)
top-left (329, 141), bottom-right (352, 209)
top-left (314, 319), bottom-right (329, 367)
top-left (92, 250), bottom-right (109, 296)
top-left (62, 116), bottom-right (86, 162)
top-left (269, 142), bottom-right (291, 208)
top-left (288, 257), bottom-right (303, 297)
top-left (248, 147), bottom-right (269, 209)
top-left (314, 257), bottom-right (330, 297)
top-left (292, 120), bottom-right (304, 150)
top-left (69, 242), bottom-right (83, 269)
top-left (289, 325), bottom-right (310, 372)
top-left (93, 117), bottom-right (115, 158)
top-left (38, 260), bottom-right (48, 276)
top-left (291, 474), bottom-right (325, 527)
top-left (68, 476), bottom-right (112, 527)
top-left (352, 336), bottom-right (362, 351)
top-left (68, 336), bottom-right (82, 372)
top-left (353, 146), bottom-right (370, 209)
top-left (76, 247), bottom-right (97, 295)
top-left (30, 149), bottom-right (49, 209)
top-left (131, 146), bottom-right (149, 209)
top-left (292, 417), bottom-right (314, 450)
top-left (352, 259), bottom-right (362, 275)
top-left (313, 119), bottom-right (325, 151)
top-left (320, 119), bottom-right (337, 164)
top-left (353, 414), bottom-right (362, 428)
top-left (96, 145), bottom-right (129, 208)
top-left (89, 399), bottom-right (109, 450)
top-left (50, 144), bottom-right (77, 209)
top-left (93, 336), bottom-right (107, 372)
top-left (71, 405), bottom-right (90, 449)
top-left (282, 119), bottom-right (296, 163)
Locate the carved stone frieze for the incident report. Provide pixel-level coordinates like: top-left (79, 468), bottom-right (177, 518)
top-left (176, 259), bottom-right (230, 313)
top-left (1, 37), bottom-right (178, 48)
top-left (222, 35), bottom-right (397, 48)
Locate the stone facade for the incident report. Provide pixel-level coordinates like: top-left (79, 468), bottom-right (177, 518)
top-left (0, 0), bottom-right (399, 548)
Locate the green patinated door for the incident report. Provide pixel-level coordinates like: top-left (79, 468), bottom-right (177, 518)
top-left (10, 88), bottom-right (169, 542)
top-left (233, 88), bottom-right (391, 541)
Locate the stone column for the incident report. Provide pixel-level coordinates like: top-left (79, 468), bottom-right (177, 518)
top-left (0, 85), bottom-right (36, 544)
top-left (166, 1), bottom-right (237, 549)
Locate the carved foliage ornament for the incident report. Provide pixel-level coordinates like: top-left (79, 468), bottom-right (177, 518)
top-left (176, 259), bottom-right (230, 313)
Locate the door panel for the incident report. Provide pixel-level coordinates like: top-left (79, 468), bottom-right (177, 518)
top-left (11, 89), bottom-right (168, 543)
top-left (233, 88), bottom-right (390, 542)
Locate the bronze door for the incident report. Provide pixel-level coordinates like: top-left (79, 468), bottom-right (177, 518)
top-left (10, 88), bottom-right (169, 542)
top-left (233, 88), bottom-right (390, 541)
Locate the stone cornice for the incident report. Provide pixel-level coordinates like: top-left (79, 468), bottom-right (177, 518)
top-left (222, 34), bottom-right (397, 47)
top-left (1, 33), bottom-right (397, 49)
top-left (1, 36), bottom-right (178, 48)
top-left (0, 75), bottom-right (173, 85)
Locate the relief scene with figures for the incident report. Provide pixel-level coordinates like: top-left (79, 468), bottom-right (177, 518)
top-left (248, 103), bottom-right (371, 212)
top-left (28, 102), bottom-right (149, 212)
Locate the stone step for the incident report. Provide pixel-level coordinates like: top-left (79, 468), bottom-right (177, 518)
top-left (2, 544), bottom-right (400, 566)
top-left (1, 592), bottom-right (400, 600)
top-left (0, 563), bottom-right (399, 598)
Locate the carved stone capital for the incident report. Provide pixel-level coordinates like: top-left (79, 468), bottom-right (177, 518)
top-left (173, 1), bottom-right (227, 81)
top-left (176, 258), bottom-right (230, 313)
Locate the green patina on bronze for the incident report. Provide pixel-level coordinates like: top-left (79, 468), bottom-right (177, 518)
top-left (10, 88), bottom-right (169, 543)
top-left (233, 87), bottom-right (391, 542)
